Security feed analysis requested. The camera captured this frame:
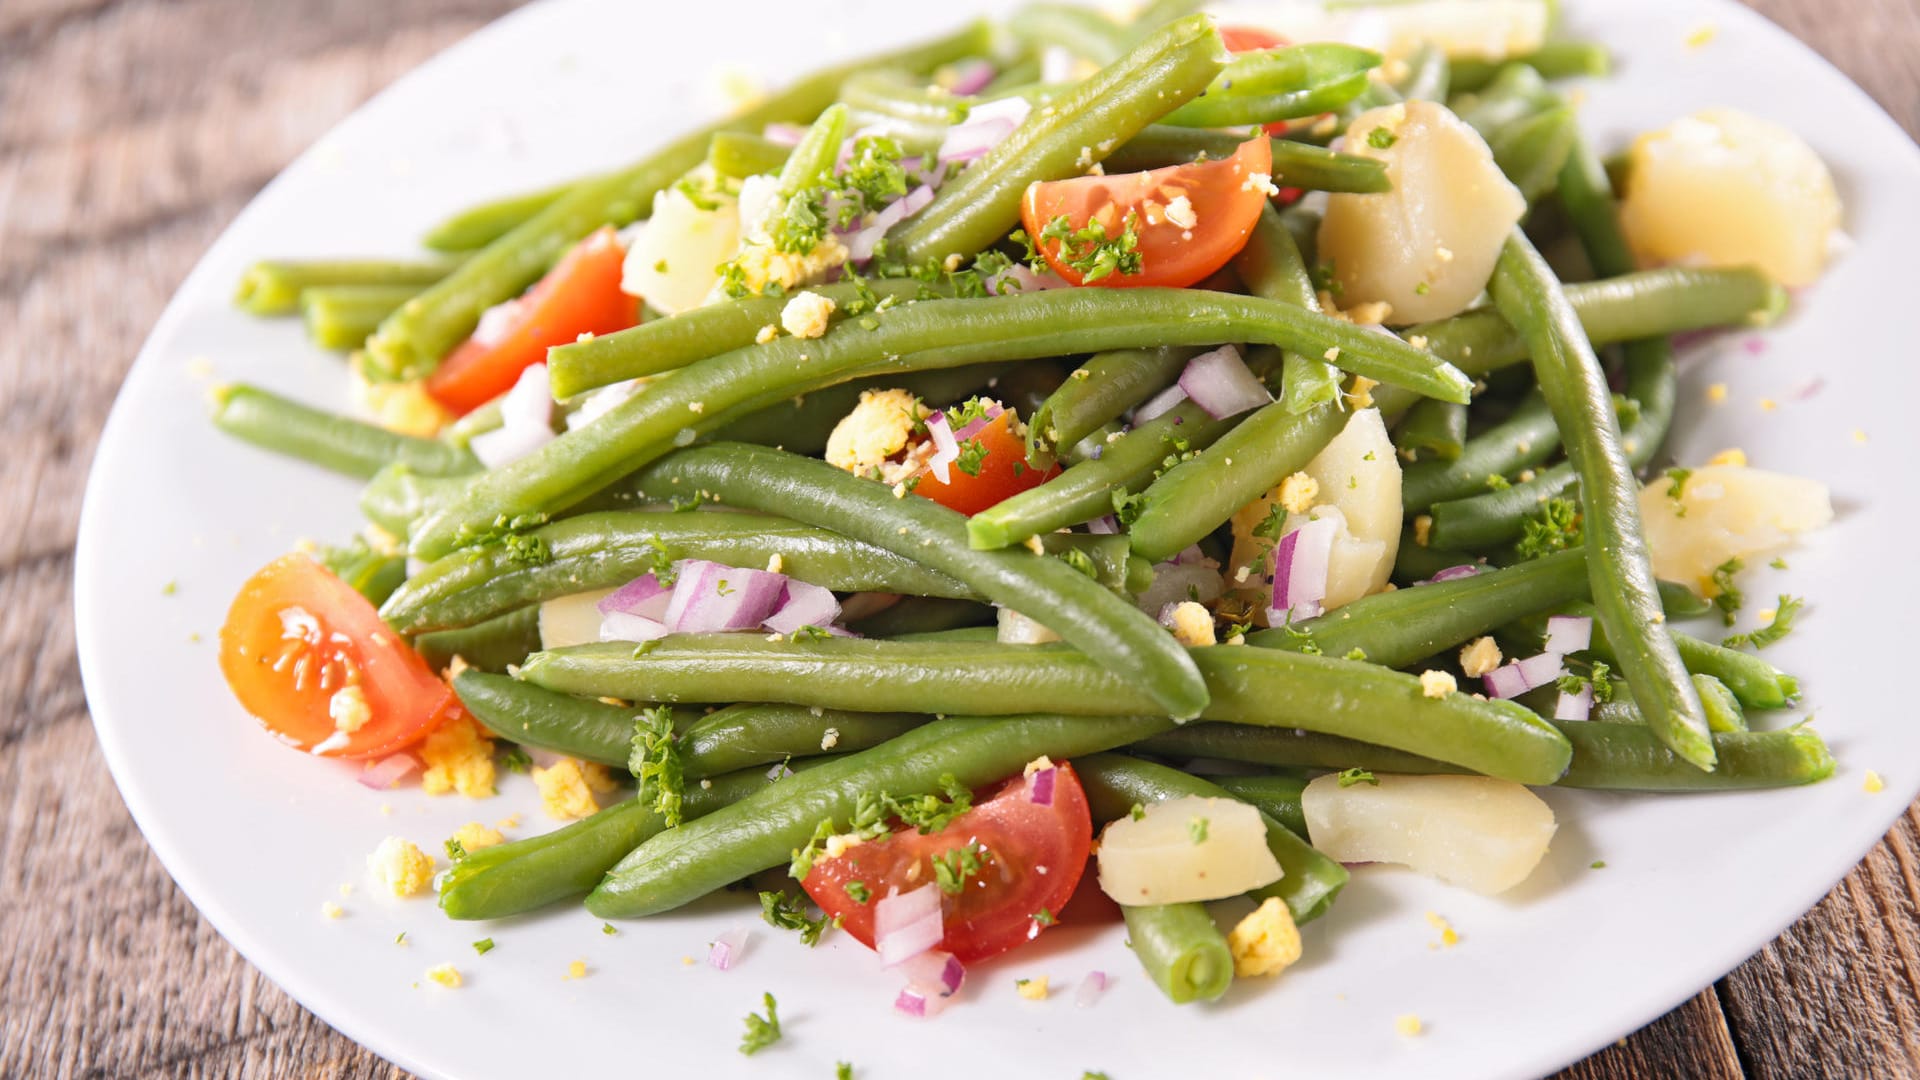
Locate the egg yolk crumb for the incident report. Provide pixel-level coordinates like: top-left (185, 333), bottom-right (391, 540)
top-left (1228, 896), bottom-right (1302, 978)
top-left (419, 711), bottom-right (496, 799)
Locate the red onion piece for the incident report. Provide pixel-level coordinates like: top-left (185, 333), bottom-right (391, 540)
top-left (1269, 515), bottom-right (1337, 622)
top-left (1426, 564), bottom-right (1483, 584)
top-left (708, 927), bottom-right (750, 970)
top-left (1133, 556), bottom-right (1224, 616)
top-left (1177, 345), bottom-right (1270, 420)
top-left (663, 561), bottom-right (786, 633)
top-left (1484, 652), bottom-right (1568, 699)
top-left (898, 949), bottom-right (966, 997)
top-left (597, 572), bottom-right (670, 618)
top-left (1542, 615), bottom-right (1593, 655)
top-left (1086, 515), bottom-right (1120, 535)
top-left (357, 753), bottom-right (418, 790)
top-left (985, 263), bottom-right (1070, 296)
top-left (1074, 970), bottom-right (1109, 1008)
top-left (1519, 651), bottom-right (1566, 686)
top-left (470, 364), bottom-right (558, 468)
top-left (952, 403), bottom-right (1003, 443)
top-left (1133, 383), bottom-right (1188, 424)
top-left (846, 185), bottom-right (935, 263)
top-left (874, 885), bottom-right (945, 966)
top-left (894, 988), bottom-right (930, 1018)
top-left (599, 610), bottom-right (670, 643)
top-left (1554, 684), bottom-right (1594, 721)
top-left (763, 580), bottom-right (842, 635)
top-left (947, 59), bottom-right (997, 96)
top-left (470, 296), bottom-right (525, 349)
top-left (1029, 766), bottom-right (1056, 806)
top-left (761, 122), bottom-right (808, 147)
top-left (924, 411), bottom-right (961, 484)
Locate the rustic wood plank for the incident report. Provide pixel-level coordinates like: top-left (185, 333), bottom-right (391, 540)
top-left (0, 2), bottom-right (1914, 1079)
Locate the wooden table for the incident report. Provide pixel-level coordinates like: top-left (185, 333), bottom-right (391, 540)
top-left (2, 2), bottom-right (1916, 1076)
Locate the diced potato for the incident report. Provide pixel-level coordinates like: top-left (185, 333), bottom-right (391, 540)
top-left (1097, 795), bottom-right (1282, 905)
top-left (1229, 407), bottom-right (1402, 615)
top-left (621, 172), bottom-right (740, 315)
top-left (996, 606), bottom-right (1061, 645)
top-left (538, 588), bottom-right (615, 649)
top-left (1639, 464), bottom-right (1832, 591)
top-left (1620, 109), bottom-right (1841, 288)
top-left (1302, 773), bottom-right (1556, 895)
top-left (1318, 101), bottom-right (1526, 323)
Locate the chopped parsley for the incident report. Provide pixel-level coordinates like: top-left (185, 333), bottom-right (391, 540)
top-left (948, 396), bottom-right (996, 427)
top-left (1414, 281), bottom-right (1431, 295)
top-left (1516, 498), bottom-right (1582, 560)
top-left (1031, 907), bottom-right (1056, 927)
top-left (1189, 817), bottom-right (1210, 844)
top-left (1344, 646), bottom-right (1368, 662)
top-left (1252, 501), bottom-right (1290, 541)
top-left (472, 938), bottom-right (495, 955)
top-left (759, 890), bottom-right (838, 946)
top-left (1059, 547), bottom-right (1100, 579)
top-left (1129, 802), bottom-right (1147, 821)
top-left (1037, 211), bottom-right (1144, 283)
top-left (453, 512), bottom-right (552, 565)
top-left (628, 706), bottom-right (686, 827)
top-left (933, 840), bottom-right (987, 894)
top-left (844, 880), bottom-right (872, 904)
top-left (1770, 556), bottom-right (1790, 570)
top-left (394, 931), bottom-right (408, 945)
top-left (1709, 557), bottom-right (1745, 625)
top-left (444, 837), bottom-right (469, 862)
top-left (1722, 595), bottom-right (1804, 650)
top-left (837, 1064), bottom-right (855, 1080)
top-left (602, 923), bottom-right (618, 936)
top-left (955, 438), bottom-right (991, 477)
top-left (1282, 619), bottom-right (1321, 655)
top-left (739, 992), bottom-right (782, 1055)
top-left (1555, 660), bottom-right (1616, 703)
top-left (1111, 487), bottom-right (1148, 526)
top-left (1336, 767), bottom-right (1378, 788)
top-left (1485, 473), bottom-right (1512, 491)
top-left (500, 746), bottom-right (532, 773)
top-left (789, 775), bottom-right (974, 880)
top-left (715, 578), bottom-right (735, 597)
top-left (1367, 127), bottom-right (1398, 149)
top-left (1663, 467), bottom-right (1693, 516)
top-left (788, 624), bottom-right (833, 642)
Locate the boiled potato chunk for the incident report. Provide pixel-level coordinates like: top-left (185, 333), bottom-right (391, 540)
top-left (621, 172), bottom-right (740, 315)
top-left (1620, 109), bottom-right (1841, 288)
top-left (1318, 101), bottom-right (1526, 323)
top-left (1097, 795), bottom-right (1282, 905)
top-left (1210, 1), bottom-right (1550, 60)
top-left (1302, 773), bottom-right (1556, 895)
top-left (1639, 464), bottom-right (1832, 592)
top-left (538, 588), bottom-right (615, 649)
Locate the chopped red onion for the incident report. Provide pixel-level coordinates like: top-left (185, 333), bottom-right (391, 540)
top-left (874, 885), bottom-right (945, 966)
top-left (708, 927), bottom-right (750, 971)
top-left (1177, 345), bottom-right (1270, 420)
top-left (1133, 556), bottom-right (1224, 616)
top-left (1791, 376), bottom-right (1825, 400)
top-left (1074, 970), bottom-right (1109, 1008)
top-left (1742, 335), bottom-right (1770, 356)
top-left (938, 97), bottom-right (1031, 164)
top-left (984, 263), bottom-right (1070, 296)
top-left (845, 185), bottom-right (935, 263)
top-left (1086, 514), bottom-right (1120, 535)
top-left (898, 949), bottom-right (966, 997)
top-left (470, 296), bottom-right (525, 349)
top-left (1040, 45), bottom-right (1076, 84)
top-left (1426, 564), bottom-right (1483, 584)
top-left (1134, 383), bottom-right (1189, 425)
top-left (1483, 651), bottom-right (1568, 699)
top-left (1269, 515), bottom-right (1337, 622)
top-left (952, 402), bottom-right (1003, 443)
top-left (924, 411), bottom-right (961, 483)
top-left (1029, 766), bottom-right (1057, 806)
top-left (599, 610), bottom-right (669, 643)
top-left (1554, 684), bottom-right (1594, 721)
top-left (663, 561), bottom-right (786, 633)
top-left (1542, 615), bottom-right (1593, 656)
top-left (357, 752), bottom-right (418, 790)
top-left (597, 572), bottom-right (670, 618)
top-left (763, 580), bottom-right (842, 635)
top-left (894, 988), bottom-right (930, 1018)
top-left (761, 122), bottom-right (808, 147)
top-left (565, 378), bottom-right (641, 431)
top-left (947, 59), bottom-right (997, 96)
top-left (470, 363), bottom-right (556, 468)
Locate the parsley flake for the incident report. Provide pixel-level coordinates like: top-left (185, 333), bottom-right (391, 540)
top-left (759, 890), bottom-right (838, 946)
top-left (739, 992), bottom-right (782, 1055)
top-left (1722, 595), bottom-right (1804, 649)
top-left (1336, 767), bottom-right (1378, 788)
top-left (1189, 817), bottom-right (1210, 844)
top-left (628, 706), bottom-right (685, 827)
top-left (933, 840), bottom-right (987, 894)
top-left (1710, 558), bottom-right (1745, 625)
top-left (1516, 498), bottom-right (1582, 560)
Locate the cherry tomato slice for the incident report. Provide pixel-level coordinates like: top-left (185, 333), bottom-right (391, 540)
top-left (426, 226), bottom-right (640, 415)
top-left (1019, 136), bottom-right (1274, 290)
top-left (219, 554), bottom-right (453, 760)
top-left (914, 410), bottom-right (1060, 516)
top-left (1218, 25), bottom-right (1287, 52)
top-left (802, 763), bottom-right (1092, 965)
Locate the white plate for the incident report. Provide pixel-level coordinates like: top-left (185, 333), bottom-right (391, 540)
top-left (75, 1), bottom-right (1920, 1077)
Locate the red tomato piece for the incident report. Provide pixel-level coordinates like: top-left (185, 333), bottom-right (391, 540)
top-left (801, 763), bottom-right (1093, 965)
top-left (913, 410), bottom-right (1060, 516)
top-left (219, 554), bottom-right (453, 760)
top-left (1019, 136), bottom-right (1274, 290)
top-left (426, 226), bottom-right (640, 415)
top-left (1217, 25), bottom-right (1287, 52)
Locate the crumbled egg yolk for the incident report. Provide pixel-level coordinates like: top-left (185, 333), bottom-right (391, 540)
top-left (321, 901), bottom-right (345, 920)
top-left (825, 388), bottom-right (927, 474)
top-left (730, 234), bottom-right (850, 296)
top-left (1165, 600), bottom-right (1217, 647)
top-left (1426, 911), bottom-right (1460, 948)
top-left (1419, 670), bottom-right (1458, 698)
top-left (566, 960), bottom-right (589, 980)
top-left (754, 323), bottom-right (779, 344)
top-left (1344, 376), bottom-right (1378, 411)
top-left (367, 836), bottom-right (436, 898)
top-left (1024, 755), bottom-right (1056, 778)
top-left (1707, 383), bottom-right (1729, 404)
top-left (533, 758), bottom-right (607, 820)
top-left (780, 290), bottom-right (837, 339)
top-left (1278, 471), bottom-right (1320, 515)
top-left (327, 684), bottom-right (371, 735)
top-left (419, 711), bottom-right (496, 799)
top-left (1413, 514), bottom-right (1433, 547)
top-left (1706, 447), bottom-right (1748, 467)
top-left (1459, 637), bottom-right (1502, 679)
top-left (349, 354), bottom-right (451, 438)
top-left (451, 822), bottom-right (505, 852)
top-left (1015, 976), bottom-right (1051, 1000)
top-left (425, 964), bottom-right (463, 989)
top-left (1864, 770), bottom-right (1885, 793)
top-left (1396, 1014), bottom-right (1424, 1037)
top-left (1228, 896), bottom-right (1302, 978)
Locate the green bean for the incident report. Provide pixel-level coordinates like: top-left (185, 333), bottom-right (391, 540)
top-left (421, 182), bottom-right (572, 253)
top-left (1124, 0), bottom-right (1207, 38)
top-left (712, 362), bottom-right (1011, 457)
top-left (845, 596), bottom-right (996, 638)
top-left (523, 636), bottom-right (1572, 784)
top-left (1210, 775), bottom-right (1308, 837)
top-left (1491, 231), bottom-right (1712, 770)
top-left (439, 762), bottom-right (822, 920)
top-left (1124, 396), bottom-right (1345, 564)
top-left (1449, 42), bottom-right (1611, 94)
top-left (1395, 399), bottom-right (1468, 463)
top-left (1553, 721), bottom-right (1831, 791)
top-left (778, 103), bottom-right (850, 194)
top-left (893, 15), bottom-right (1227, 265)
top-left (1006, 3), bottom-right (1129, 63)
top-left (209, 383), bottom-right (478, 480)
top-left (1234, 203), bottom-right (1340, 415)
top-left (836, 70), bottom-right (972, 130)
top-left (420, 287), bottom-right (1468, 560)
top-left (588, 713), bottom-right (1175, 917)
top-left (1024, 347), bottom-right (1199, 468)
top-left (1162, 44), bottom-right (1380, 128)
top-left (1401, 392), bottom-right (1559, 510)
top-left (233, 257), bottom-right (461, 317)
top-left (1100, 129), bottom-right (1391, 194)
top-left (415, 607), bottom-right (541, 674)
top-left (299, 285), bottom-right (417, 350)
top-left (453, 670), bottom-right (649, 765)
top-left (978, 400), bottom-right (1236, 551)
top-left (1694, 674), bottom-right (1747, 734)
top-left (1078, 753), bottom-right (1346, 923)
top-left (365, 21), bottom-right (992, 382)
top-left (1248, 547), bottom-right (1590, 669)
top-left (317, 537), bottom-right (407, 606)
top-left (680, 704), bottom-right (927, 777)
top-left (1452, 64), bottom-right (1563, 141)
top-left (1490, 105), bottom-right (1578, 203)
top-left (707, 131), bottom-right (794, 179)
top-left (358, 464), bottom-right (468, 541)
top-left (626, 443), bottom-right (1211, 718)
top-left (1137, 722), bottom-right (1446, 775)
top-left (1120, 904), bottom-right (1233, 1004)
top-left (1511, 601), bottom-right (1798, 712)
top-left (890, 625), bottom-right (1002, 643)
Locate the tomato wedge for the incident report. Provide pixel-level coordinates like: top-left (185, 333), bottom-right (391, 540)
top-left (1217, 25), bottom-right (1287, 52)
top-left (914, 409), bottom-right (1060, 516)
top-left (801, 763), bottom-right (1092, 965)
top-left (426, 226), bottom-right (640, 415)
top-left (219, 554), bottom-right (453, 759)
top-left (1020, 135), bottom-right (1273, 289)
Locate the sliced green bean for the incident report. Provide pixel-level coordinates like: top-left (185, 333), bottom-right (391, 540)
top-left (892, 15), bottom-right (1227, 265)
top-left (1101, 130), bottom-right (1391, 194)
top-left (1553, 721), bottom-right (1831, 791)
top-left (680, 704), bottom-right (926, 777)
top-left (1078, 753), bottom-right (1346, 923)
top-left (1024, 346), bottom-right (1199, 468)
top-left (422, 181), bottom-right (572, 253)
top-left (1489, 105), bottom-right (1578, 203)
top-left (210, 383), bottom-right (478, 480)
top-left (359, 464), bottom-right (468, 541)
top-left (1452, 63), bottom-right (1563, 141)
top-left (707, 131), bottom-right (794, 179)
top-left (1210, 775), bottom-right (1308, 837)
top-left (626, 443), bottom-right (1210, 718)
top-left (1124, 903), bottom-right (1232, 1004)
top-left (1137, 723), bottom-right (1445, 775)
top-left (588, 713), bottom-right (1175, 917)
top-left (845, 596), bottom-right (996, 638)
top-left (415, 607), bottom-right (541, 674)
top-left (1006, 3), bottom-right (1129, 64)
top-left (1394, 42), bottom-right (1451, 103)
top-left (522, 636), bottom-right (1572, 784)
top-left (776, 103), bottom-right (849, 195)
top-left (1694, 673), bottom-right (1748, 734)
top-left (1234, 203), bottom-right (1339, 415)
top-left (1401, 392), bottom-right (1559, 510)
top-left (318, 537), bottom-right (407, 606)
top-left (234, 257), bottom-right (460, 317)
top-left (454, 670), bottom-right (650, 765)
top-left (1160, 44), bottom-right (1380, 128)
top-left (300, 285), bottom-right (418, 350)
top-left (1395, 398), bottom-right (1468, 463)
top-left (1449, 42), bottom-right (1611, 94)
top-left (1511, 601), bottom-right (1799, 712)
top-left (712, 362), bottom-right (1011, 457)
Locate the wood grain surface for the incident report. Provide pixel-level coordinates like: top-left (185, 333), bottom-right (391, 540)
top-left (1, 2), bottom-right (1915, 1077)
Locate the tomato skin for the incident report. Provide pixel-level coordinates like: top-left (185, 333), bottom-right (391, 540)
top-left (801, 763), bottom-right (1092, 965)
top-left (1217, 25), bottom-right (1287, 52)
top-left (914, 411), bottom-right (1060, 516)
top-left (219, 554), bottom-right (453, 760)
top-left (426, 227), bottom-right (639, 415)
top-left (1019, 136), bottom-right (1274, 290)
